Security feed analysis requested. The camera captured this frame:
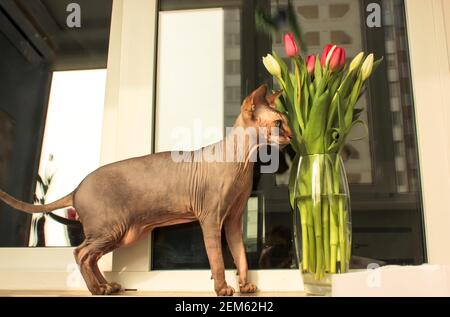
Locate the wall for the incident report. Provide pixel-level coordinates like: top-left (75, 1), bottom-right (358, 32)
top-left (405, 0), bottom-right (450, 264)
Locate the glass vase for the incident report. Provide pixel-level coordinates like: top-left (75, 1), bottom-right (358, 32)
top-left (292, 154), bottom-right (352, 296)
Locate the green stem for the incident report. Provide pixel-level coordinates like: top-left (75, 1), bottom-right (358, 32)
top-left (330, 213), bottom-right (338, 274)
top-left (299, 203), bottom-right (309, 271)
top-left (330, 156), bottom-right (341, 274)
top-left (334, 157), bottom-right (347, 273)
top-left (313, 198), bottom-right (323, 280)
top-left (322, 199), bottom-right (330, 273)
top-left (338, 200), bottom-right (347, 272)
top-left (306, 200), bottom-right (316, 273)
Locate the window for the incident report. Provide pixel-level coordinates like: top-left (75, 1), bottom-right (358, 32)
top-left (225, 60), bottom-right (241, 75)
top-left (297, 5), bottom-right (319, 19)
top-left (153, 0), bottom-right (425, 270)
top-left (29, 70), bottom-right (107, 247)
top-left (0, 0), bottom-right (112, 247)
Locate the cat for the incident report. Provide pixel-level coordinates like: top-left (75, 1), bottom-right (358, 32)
top-left (0, 84), bottom-right (292, 296)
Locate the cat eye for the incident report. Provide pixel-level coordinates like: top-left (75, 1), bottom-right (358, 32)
top-left (274, 120), bottom-right (282, 128)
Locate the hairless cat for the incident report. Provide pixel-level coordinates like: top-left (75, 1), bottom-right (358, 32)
top-left (0, 84), bottom-right (292, 296)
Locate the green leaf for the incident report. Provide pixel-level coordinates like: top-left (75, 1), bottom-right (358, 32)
top-left (337, 71), bottom-right (357, 102)
top-left (372, 56), bottom-right (384, 74)
top-left (293, 59), bottom-right (305, 132)
top-left (303, 90), bottom-right (331, 154)
top-left (314, 55), bottom-right (322, 87)
top-left (302, 75), bottom-right (310, 122)
top-left (273, 51), bottom-right (294, 99)
top-left (348, 77), bottom-right (362, 116)
top-left (330, 72), bottom-right (343, 98)
top-left (275, 95), bottom-right (287, 113)
top-left (337, 92), bottom-right (345, 132)
top-left (309, 82), bottom-right (316, 98)
top-left (327, 128), bottom-right (343, 153)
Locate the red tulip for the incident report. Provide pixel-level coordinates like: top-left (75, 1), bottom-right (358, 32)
top-left (306, 55), bottom-right (316, 75)
top-left (329, 47), bottom-right (346, 71)
top-left (320, 44), bottom-right (334, 66)
top-left (283, 33), bottom-right (299, 57)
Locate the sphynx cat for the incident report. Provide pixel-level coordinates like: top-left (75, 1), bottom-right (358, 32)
top-left (0, 84), bottom-right (292, 296)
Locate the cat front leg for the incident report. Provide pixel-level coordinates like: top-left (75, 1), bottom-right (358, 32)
top-left (224, 215), bottom-right (257, 294)
top-left (200, 217), bottom-right (234, 296)
top-left (224, 189), bottom-right (257, 294)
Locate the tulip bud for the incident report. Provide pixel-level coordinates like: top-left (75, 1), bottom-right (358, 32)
top-left (263, 54), bottom-right (282, 79)
top-left (360, 54), bottom-right (374, 80)
top-left (306, 55), bottom-right (316, 75)
top-left (321, 44), bottom-right (334, 66)
top-left (283, 33), bottom-right (299, 57)
top-left (349, 52), bottom-right (364, 73)
top-left (329, 47), bottom-right (346, 71)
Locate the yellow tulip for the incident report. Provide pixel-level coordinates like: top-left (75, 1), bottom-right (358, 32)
top-left (263, 54), bottom-right (282, 79)
top-left (349, 52), bottom-right (364, 73)
top-left (360, 54), bottom-right (374, 81)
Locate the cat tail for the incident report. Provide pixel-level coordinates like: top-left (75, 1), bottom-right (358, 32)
top-left (0, 189), bottom-right (73, 214)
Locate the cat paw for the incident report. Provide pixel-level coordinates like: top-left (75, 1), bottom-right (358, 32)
top-left (109, 282), bottom-right (122, 293)
top-left (93, 283), bottom-right (122, 295)
top-left (216, 285), bottom-right (235, 296)
top-left (240, 282), bottom-right (258, 293)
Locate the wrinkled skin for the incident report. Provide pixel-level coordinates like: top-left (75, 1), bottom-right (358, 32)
top-left (0, 85), bottom-right (292, 296)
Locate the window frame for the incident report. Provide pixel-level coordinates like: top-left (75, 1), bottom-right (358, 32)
top-left (0, 0), bottom-right (449, 292)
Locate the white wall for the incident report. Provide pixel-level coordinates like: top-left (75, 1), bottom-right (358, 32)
top-left (405, 0), bottom-right (450, 264)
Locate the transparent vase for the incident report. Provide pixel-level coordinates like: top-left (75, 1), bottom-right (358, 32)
top-left (292, 154), bottom-right (352, 296)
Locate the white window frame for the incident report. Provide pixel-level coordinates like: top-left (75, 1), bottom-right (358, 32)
top-left (1, 0), bottom-right (449, 292)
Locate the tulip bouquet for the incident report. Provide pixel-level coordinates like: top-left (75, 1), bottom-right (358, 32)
top-left (262, 32), bottom-right (382, 280)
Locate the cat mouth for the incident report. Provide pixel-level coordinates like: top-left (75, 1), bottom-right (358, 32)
top-left (269, 136), bottom-right (292, 147)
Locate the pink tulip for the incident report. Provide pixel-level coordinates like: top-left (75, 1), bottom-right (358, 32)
top-left (320, 44), bottom-right (334, 66)
top-left (306, 55), bottom-right (316, 75)
top-left (283, 33), bottom-right (299, 57)
top-left (329, 47), bottom-right (346, 71)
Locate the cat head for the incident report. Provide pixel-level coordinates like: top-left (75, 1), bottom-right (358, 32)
top-left (238, 84), bottom-right (292, 147)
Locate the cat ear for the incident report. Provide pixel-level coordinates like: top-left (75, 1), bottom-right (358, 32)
top-left (241, 84), bottom-right (268, 113)
top-left (266, 90), bottom-right (283, 109)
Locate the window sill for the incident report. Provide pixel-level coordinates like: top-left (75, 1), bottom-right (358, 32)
top-left (0, 290), bottom-right (309, 297)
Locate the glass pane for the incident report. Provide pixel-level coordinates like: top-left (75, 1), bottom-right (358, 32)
top-left (30, 70), bottom-right (107, 247)
top-left (153, 0), bottom-right (424, 270)
top-left (272, 0), bottom-right (373, 185)
top-left (0, 1), bottom-right (112, 247)
top-left (153, 3), bottom-right (242, 269)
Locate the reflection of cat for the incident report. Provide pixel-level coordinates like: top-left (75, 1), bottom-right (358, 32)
top-left (259, 225), bottom-right (293, 269)
top-left (0, 85), bottom-right (292, 296)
